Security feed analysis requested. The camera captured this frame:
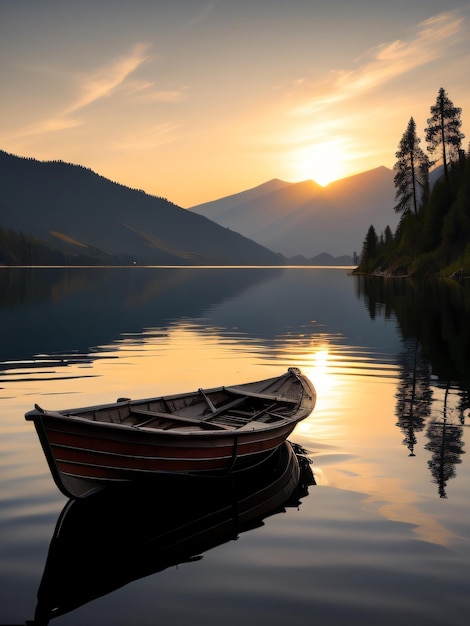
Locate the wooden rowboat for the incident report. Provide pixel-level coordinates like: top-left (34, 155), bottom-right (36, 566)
top-left (25, 367), bottom-right (316, 498)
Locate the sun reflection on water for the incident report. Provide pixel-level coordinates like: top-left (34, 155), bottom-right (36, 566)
top-left (2, 311), bottom-right (468, 549)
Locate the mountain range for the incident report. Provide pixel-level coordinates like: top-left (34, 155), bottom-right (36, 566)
top-left (0, 150), bottom-right (402, 266)
top-left (190, 166), bottom-right (399, 260)
top-left (0, 151), bottom-right (281, 266)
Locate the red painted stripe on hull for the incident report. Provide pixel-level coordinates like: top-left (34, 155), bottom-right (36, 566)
top-left (49, 428), bottom-right (293, 479)
top-left (50, 429), bottom-right (290, 470)
top-left (53, 446), bottom-right (231, 472)
top-left (45, 424), bottom-right (294, 459)
top-left (55, 456), bottom-right (229, 477)
top-left (48, 431), bottom-right (234, 459)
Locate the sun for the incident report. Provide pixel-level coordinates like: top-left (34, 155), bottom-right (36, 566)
top-left (290, 140), bottom-right (349, 186)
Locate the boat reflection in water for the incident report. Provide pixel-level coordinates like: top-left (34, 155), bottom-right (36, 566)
top-left (32, 441), bottom-right (315, 625)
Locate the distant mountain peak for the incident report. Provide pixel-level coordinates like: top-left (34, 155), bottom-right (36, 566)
top-left (191, 166), bottom-right (397, 258)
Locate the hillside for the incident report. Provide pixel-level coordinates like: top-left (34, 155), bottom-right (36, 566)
top-left (190, 167), bottom-right (398, 259)
top-left (0, 151), bottom-right (282, 266)
top-left (355, 156), bottom-right (470, 277)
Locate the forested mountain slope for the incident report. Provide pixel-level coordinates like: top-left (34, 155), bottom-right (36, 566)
top-left (0, 151), bottom-right (281, 265)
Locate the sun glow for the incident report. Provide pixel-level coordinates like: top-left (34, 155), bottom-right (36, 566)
top-left (291, 140), bottom-right (349, 187)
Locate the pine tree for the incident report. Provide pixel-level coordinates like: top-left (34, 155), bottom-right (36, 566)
top-left (425, 87), bottom-right (464, 189)
top-left (384, 225), bottom-right (394, 246)
top-left (358, 225), bottom-right (378, 272)
top-left (393, 117), bottom-right (430, 217)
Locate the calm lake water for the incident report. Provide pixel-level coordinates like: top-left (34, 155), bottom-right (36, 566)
top-left (1, 267), bottom-right (469, 626)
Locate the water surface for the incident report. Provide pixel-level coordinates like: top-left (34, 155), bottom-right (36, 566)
top-left (1, 267), bottom-right (469, 625)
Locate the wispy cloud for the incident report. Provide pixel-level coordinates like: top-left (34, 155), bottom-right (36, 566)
top-left (109, 122), bottom-right (184, 151)
top-left (140, 90), bottom-right (187, 103)
top-left (293, 11), bottom-right (464, 116)
top-left (181, 0), bottom-right (217, 30)
top-left (1, 42), bottom-right (182, 144)
top-left (0, 115), bottom-right (83, 143)
top-left (131, 83), bottom-right (188, 103)
top-left (65, 42), bottom-right (151, 114)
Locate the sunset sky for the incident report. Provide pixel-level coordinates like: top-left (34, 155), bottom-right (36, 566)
top-left (1, 0), bottom-right (469, 207)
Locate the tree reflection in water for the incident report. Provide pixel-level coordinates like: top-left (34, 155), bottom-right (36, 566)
top-left (356, 275), bottom-right (468, 497)
top-left (395, 337), bottom-right (431, 457)
top-left (426, 383), bottom-right (465, 498)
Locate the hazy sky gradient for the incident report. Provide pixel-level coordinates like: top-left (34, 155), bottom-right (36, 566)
top-left (1, 0), bottom-right (469, 206)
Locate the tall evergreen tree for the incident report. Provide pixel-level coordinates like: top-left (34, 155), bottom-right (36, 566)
top-left (358, 225), bottom-right (378, 272)
top-left (425, 87), bottom-right (464, 189)
top-left (383, 224), bottom-right (394, 247)
top-left (393, 117), bottom-right (430, 217)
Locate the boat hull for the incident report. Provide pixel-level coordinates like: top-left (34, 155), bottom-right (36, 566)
top-left (26, 368), bottom-right (316, 498)
top-left (34, 415), bottom-right (298, 496)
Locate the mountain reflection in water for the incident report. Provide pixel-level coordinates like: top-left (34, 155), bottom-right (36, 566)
top-left (31, 442), bottom-right (314, 626)
top-left (0, 267), bottom-right (283, 365)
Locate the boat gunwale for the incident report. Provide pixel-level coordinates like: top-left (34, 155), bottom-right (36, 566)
top-left (29, 410), bottom-right (303, 439)
top-left (25, 371), bottom-right (316, 438)
top-left (25, 369), bottom-right (314, 421)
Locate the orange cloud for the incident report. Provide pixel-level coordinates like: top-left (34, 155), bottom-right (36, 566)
top-left (65, 42), bottom-right (151, 114)
top-left (293, 11), bottom-right (464, 116)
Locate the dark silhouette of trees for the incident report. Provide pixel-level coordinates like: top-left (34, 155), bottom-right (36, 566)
top-left (0, 226), bottom-right (116, 266)
top-left (395, 337), bottom-right (431, 457)
top-left (355, 88), bottom-right (468, 277)
top-left (425, 87), bottom-right (464, 191)
top-left (425, 383), bottom-right (465, 499)
top-left (383, 225), bottom-right (394, 247)
top-left (394, 117), bottom-right (430, 217)
top-left (359, 225), bottom-right (378, 273)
